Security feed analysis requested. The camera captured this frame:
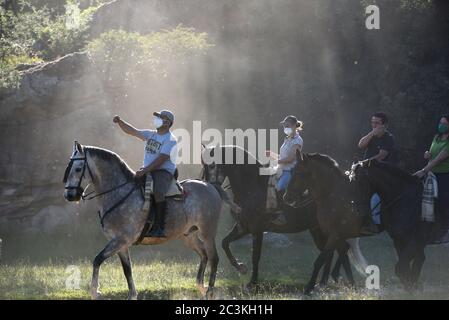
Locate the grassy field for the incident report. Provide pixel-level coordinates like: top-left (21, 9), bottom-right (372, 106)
top-left (1, 228), bottom-right (449, 300)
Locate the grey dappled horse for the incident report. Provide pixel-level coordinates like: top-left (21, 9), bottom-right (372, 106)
top-left (63, 141), bottom-right (222, 299)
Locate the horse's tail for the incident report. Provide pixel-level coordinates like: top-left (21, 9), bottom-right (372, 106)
top-left (347, 238), bottom-right (369, 277)
top-left (211, 184), bottom-right (242, 214)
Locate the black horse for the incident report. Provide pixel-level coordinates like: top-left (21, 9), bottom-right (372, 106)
top-left (353, 159), bottom-right (449, 288)
top-left (201, 145), bottom-right (367, 288)
top-left (285, 152), bottom-right (443, 293)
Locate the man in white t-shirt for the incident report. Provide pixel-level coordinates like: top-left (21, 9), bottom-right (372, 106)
top-left (113, 109), bottom-right (178, 238)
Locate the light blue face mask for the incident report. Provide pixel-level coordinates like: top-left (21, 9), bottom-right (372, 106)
top-left (284, 127), bottom-right (293, 136)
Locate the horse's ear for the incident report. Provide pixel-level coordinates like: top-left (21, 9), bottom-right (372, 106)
top-left (200, 143), bottom-right (206, 164)
top-left (75, 140), bottom-right (83, 155)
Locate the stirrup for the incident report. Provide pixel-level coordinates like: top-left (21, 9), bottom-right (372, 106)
top-left (141, 199), bottom-right (150, 212)
top-left (149, 228), bottom-right (166, 238)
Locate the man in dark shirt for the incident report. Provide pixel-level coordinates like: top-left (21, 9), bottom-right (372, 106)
top-left (357, 112), bottom-right (396, 234)
top-left (359, 112), bottom-right (396, 163)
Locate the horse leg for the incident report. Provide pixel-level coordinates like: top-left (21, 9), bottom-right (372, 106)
top-left (410, 247), bottom-right (426, 290)
top-left (117, 249), bottom-right (138, 300)
top-left (409, 223), bottom-right (431, 289)
top-left (331, 255), bottom-right (343, 283)
top-left (182, 233), bottom-right (208, 296)
top-left (203, 234), bottom-right (219, 300)
top-left (337, 243), bottom-right (355, 288)
top-left (319, 250), bottom-right (334, 287)
top-left (91, 238), bottom-right (127, 299)
top-left (304, 250), bottom-right (332, 295)
top-left (222, 222), bottom-right (249, 274)
top-left (304, 234), bottom-right (338, 295)
top-left (248, 232), bottom-right (264, 288)
top-left (394, 243), bottom-right (414, 289)
top-left (309, 227), bottom-right (343, 283)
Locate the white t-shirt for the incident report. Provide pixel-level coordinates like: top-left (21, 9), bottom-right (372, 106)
top-left (138, 129), bottom-right (178, 174)
top-left (279, 133), bottom-right (303, 170)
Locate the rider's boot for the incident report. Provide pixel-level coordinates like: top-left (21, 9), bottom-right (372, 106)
top-left (149, 201), bottom-right (167, 238)
top-left (271, 190), bottom-right (287, 226)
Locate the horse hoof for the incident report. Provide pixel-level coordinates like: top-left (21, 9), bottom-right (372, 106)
top-left (245, 281), bottom-right (258, 291)
top-left (205, 288), bottom-right (215, 300)
top-left (331, 273), bottom-right (341, 284)
top-left (91, 291), bottom-right (103, 300)
top-left (303, 284), bottom-right (315, 296)
top-left (198, 285), bottom-right (208, 296)
top-left (237, 263), bottom-right (248, 275)
top-left (332, 277), bottom-right (341, 284)
top-left (128, 292), bottom-right (138, 300)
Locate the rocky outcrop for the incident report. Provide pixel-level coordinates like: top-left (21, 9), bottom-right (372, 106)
top-left (0, 52), bottom-right (113, 231)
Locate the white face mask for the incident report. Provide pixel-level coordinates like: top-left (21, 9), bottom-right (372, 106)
top-left (153, 117), bottom-right (164, 129)
top-left (284, 127), bottom-right (293, 136)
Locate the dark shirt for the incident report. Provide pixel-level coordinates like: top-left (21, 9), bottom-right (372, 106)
top-left (364, 131), bottom-right (396, 164)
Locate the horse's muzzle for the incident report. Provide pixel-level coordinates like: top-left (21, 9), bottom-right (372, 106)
top-left (64, 188), bottom-right (82, 202)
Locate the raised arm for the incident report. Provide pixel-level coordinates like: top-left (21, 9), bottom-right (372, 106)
top-left (113, 115), bottom-right (146, 141)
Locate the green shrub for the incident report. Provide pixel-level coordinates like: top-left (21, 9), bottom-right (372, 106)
top-left (0, 0), bottom-right (101, 88)
top-left (86, 26), bottom-right (212, 85)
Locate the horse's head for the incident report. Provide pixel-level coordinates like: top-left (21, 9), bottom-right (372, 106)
top-left (63, 141), bottom-right (94, 202)
top-left (284, 150), bottom-right (311, 206)
top-left (200, 144), bottom-right (226, 186)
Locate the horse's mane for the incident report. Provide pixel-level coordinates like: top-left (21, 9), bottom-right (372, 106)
top-left (210, 145), bottom-right (263, 167)
top-left (306, 153), bottom-right (345, 177)
top-left (371, 160), bottom-right (420, 184)
top-left (84, 146), bottom-right (135, 181)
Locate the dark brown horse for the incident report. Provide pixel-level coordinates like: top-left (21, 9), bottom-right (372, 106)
top-left (285, 152), bottom-right (436, 294)
top-left (201, 145), bottom-right (367, 289)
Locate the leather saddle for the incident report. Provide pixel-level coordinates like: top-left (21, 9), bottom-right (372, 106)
top-left (139, 177), bottom-right (184, 201)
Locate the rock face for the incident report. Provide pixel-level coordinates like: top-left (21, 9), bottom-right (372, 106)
top-left (0, 52), bottom-right (113, 231)
top-left (0, 0), bottom-right (212, 234)
top-left (0, 0), bottom-right (213, 234)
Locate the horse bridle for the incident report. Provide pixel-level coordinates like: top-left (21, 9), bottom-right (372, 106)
top-left (63, 151), bottom-right (136, 227)
top-left (63, 153), bottom-right (94, 195)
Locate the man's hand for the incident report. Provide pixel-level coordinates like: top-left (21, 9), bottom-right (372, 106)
top-left (135, 167), bottom-right (146, 179)
top-left (424, 151), bottom-right (431, 160)
top-left (372, 125), bottom-right (385, 137)
top-left (265, 150), bottom-right (278, 160)
top-left (113, 115), bottom-right (121, 123)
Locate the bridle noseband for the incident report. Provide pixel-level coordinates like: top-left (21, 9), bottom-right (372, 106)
top-left (63, 154), bottom-right (94, 195)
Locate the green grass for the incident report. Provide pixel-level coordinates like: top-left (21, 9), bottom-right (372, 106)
top-left (1, 231), bottom-right (449, 300)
